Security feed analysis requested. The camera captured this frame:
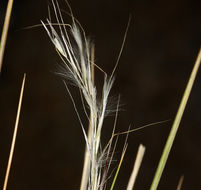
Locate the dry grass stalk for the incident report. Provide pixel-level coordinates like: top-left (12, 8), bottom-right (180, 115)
top-left (3, 74), bottom-right (26, 190)
top-left (176, 175), bottom-right (184, 190)
top-left (80, 44), bottom-right (95, 190)
top-left (0, 0), bottom-right (14, 73)
top-left (127, 144), bottom-right (146, 190)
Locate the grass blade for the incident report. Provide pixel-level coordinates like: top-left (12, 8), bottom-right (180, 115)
top-left (3, 74), bottom-right (26, 190)
top-left (150, 48), bottom-right (201, 190)
top-left (0, 0), bottom-right (14, 73)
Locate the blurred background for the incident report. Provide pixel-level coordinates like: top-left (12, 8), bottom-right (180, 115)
top-left (0, 0), bottom-right (201, 189)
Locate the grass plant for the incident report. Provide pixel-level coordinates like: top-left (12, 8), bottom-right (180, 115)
top-left (42, 1), bottom-right (120, 188)
top-left (1, 0), bottom-right (201, 189)
top-left (41, 1), bottom-right (201, 189)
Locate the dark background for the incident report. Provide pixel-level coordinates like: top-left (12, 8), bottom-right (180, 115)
top-left (0, 0), bottom-right (201, 189)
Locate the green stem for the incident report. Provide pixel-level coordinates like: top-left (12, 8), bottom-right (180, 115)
top-left (150, 48), bottom-right (201, 190)
top-left (110, 144), bottom-right (127, 190)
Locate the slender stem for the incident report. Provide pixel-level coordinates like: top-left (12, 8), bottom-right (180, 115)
top-left (91, 108), bottom-right (97, 190)
top-left (3, 74), bottom-right (26, 190)
top-left (80, 44), bottom-right (95, 190)
top-left (150, 48), bottom-right (201, 190)
top-left (0, 0), bottom-right (14, 73)
top-left (127, 144), bottom-right (146, 190)
top-left (110, 144), bottom-right (128, 190)
top-left (91, 44), bottom-right (95, 85)
top-left (176, 175), bottom-right (184, 190)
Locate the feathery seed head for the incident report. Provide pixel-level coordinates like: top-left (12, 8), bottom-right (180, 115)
top-left (42, 1), bottom-right (118, 189)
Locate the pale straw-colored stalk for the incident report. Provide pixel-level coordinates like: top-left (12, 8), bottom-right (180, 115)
top-left (3, 74), bottom-right (26, 190)
top-left (127, 144), bottom-right (146, 190)
top-left (0, 0), bottom-right (14, 73)
top-left (80, 44), bottom-right (95, 190)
